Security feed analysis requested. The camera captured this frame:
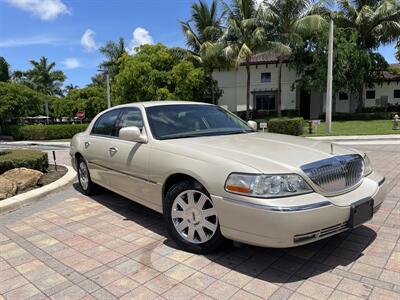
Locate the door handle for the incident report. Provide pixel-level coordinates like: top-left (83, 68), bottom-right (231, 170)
top-left (109, 147), bottom-right (118, 156)
top-left (84, 141), bottom-right (90, 149)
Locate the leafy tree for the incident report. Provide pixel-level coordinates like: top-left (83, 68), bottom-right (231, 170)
top-left (113, 43), bottom-right (219, 103)
top-left (50, 86), bottom-right (107, 119)
top-left (99, 37), bottom-right (127, 80)
top-left (396, 40), bottom-right (400, 62)
top-left (221, 0), bottom-right (285, 119)
top-left (335, 0), bottom-right (400, 110)
top-left (0, 57), bottom-right (10, 82)
top-left (181, 0), bottom-right (225, 104)
top-left (291, 27), bottom-right (388, 110)
top-left (0, 82), bottom-right (44, 124)
top-left (25, 56), bottom-right (66, 96)
top-left (266, 0), bottom-right (327, 116)
top-left (63, 83), bottom-right (79, 95)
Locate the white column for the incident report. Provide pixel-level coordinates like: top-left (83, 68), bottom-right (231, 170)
top-left (325, 17), bottom-right (334, 133)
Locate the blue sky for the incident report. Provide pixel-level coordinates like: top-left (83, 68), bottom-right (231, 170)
top-left (0, 0), bottom-right (398, 88)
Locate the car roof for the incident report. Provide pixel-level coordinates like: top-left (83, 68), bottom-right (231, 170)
top-left (113, 101), bottom-right (213, 109)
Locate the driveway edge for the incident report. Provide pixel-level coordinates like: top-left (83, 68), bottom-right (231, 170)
top-left (0, 165), bottom-right (76, 215)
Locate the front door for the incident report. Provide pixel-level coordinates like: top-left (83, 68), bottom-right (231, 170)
top-left (300, 90), bottom-right (311, 119)
top-left (254, 92), bottom-right (276, 110)
top-left (106, 107), bottom-right (151, 203)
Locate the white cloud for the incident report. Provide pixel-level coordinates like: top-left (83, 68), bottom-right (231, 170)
top-left (0, 35), bottom-right (66, 47)
top-left (61, 58), bottom-right (80, 69)
top-left (128, 27), bottom-right (154, 54)
top-left (6, 0), bottom-right (70, 21)
top-left (81, 29), bottom-right (97, 52)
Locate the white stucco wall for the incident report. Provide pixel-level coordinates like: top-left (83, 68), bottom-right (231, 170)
top-left (364, 82), bottom-right (400, 107)
top-left (213, 63), bottom-right (297, 111)
top-left (214, 65), bottom-right (400, 114)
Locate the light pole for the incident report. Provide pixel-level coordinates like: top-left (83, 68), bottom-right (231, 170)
top-left (98, 68), bottom-right (111, 108)
top-left (106, 71), bottom-right (111, 109)
top-left (325, 16), bottom-right (334, 133)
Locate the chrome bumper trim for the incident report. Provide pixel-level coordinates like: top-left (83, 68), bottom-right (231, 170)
top-left (378, 177), bottom-right (385, 186)
top-left (222, 197), bottom-right (332, 212)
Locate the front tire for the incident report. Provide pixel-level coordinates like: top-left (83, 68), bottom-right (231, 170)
top-left (163, 179), bottom-right (225, 254)
top-left (77, 157), bottom-right (97, 196)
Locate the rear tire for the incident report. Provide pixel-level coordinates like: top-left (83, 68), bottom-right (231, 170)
top-left (163, 179), bottom-right (225, 254)
top-left (77, 157), bottom-right (98, 196)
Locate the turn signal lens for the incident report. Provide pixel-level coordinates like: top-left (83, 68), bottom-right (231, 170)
top-left (225, 173), bottom-right (313, 198)
top-left (363, 154), bottom-right (373, 176)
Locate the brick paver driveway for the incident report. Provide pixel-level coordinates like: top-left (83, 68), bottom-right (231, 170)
top-left (0, 145), bottom-right (399, 300)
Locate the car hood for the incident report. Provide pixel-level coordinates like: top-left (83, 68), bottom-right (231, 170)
top-left (160, 132), bottom-right (361, 173)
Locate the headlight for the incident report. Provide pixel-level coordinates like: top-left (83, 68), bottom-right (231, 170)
top-left (363, 154), bottom-right (373, 176)
top-left (225, 173), bottom-right (313, 198)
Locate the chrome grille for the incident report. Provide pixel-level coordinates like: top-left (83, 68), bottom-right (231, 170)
top-left (301, 154), bottom-right (364, 194)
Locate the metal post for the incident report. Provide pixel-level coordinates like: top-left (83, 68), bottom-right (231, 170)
top-left (106, 72), bottom-right (111, 108)
top-left (325, 17), bottom-right (334, 133)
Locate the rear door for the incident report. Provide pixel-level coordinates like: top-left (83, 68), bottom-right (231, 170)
top-left (84, 109), bottom-right (121, 186)
top-left (106, 107), bottom-right (152, 203)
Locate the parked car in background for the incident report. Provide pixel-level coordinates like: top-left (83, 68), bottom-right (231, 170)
top-left (70, 101), bottom-right (387, 253)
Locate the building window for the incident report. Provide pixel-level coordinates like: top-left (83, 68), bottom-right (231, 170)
top-left (339, 92), bottom-right (348, 100)
top-left (261, 72), bottom-right (271, 83)
top-left (394, 90), bottom-right (400, 98)
top-left (255, 94), bottom-right (276, 110)
top-left (366, 90), bottom-right (375, 99)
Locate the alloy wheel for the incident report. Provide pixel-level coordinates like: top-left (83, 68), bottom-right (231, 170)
top-left (171, 190), bottom-right (218, 244)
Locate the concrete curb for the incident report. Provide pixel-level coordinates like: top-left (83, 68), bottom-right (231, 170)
top-left (0, 165), bottom-right (76, 215)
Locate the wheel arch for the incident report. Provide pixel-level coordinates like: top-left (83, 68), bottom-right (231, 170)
top-left (162, 172), bottom-right (209, 201)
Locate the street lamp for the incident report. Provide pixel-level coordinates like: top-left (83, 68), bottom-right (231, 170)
top-left (98, 68), bottom-right (111, 108)
top-left (325, 15), bottom-right (334, 133)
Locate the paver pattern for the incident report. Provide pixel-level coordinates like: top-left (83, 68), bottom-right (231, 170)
top-left (0, 144), bottom-right (399, 299)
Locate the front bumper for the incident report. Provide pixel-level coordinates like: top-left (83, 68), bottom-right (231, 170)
top-left (212, 173), bottom-right (387, 248)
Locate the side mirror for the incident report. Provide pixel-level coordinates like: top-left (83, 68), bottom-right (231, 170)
top-left (119, 126), bottom-right (148, 143)
top-left (247, 120), bottom-right (258, 131)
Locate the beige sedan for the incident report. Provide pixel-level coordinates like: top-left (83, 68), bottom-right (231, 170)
top-left (70, 101), bottom-right (386, 253)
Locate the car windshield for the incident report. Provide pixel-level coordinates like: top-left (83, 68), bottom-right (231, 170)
top-left (146, 104), bottom-right (253, 140)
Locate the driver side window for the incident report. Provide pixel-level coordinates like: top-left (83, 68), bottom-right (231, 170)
top-left (91, 109), bottom-right (121, 136)
top-left (115, 108), bottom-right (144, 137)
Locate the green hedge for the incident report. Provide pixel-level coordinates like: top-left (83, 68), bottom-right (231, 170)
top-left (2, 124), bottom-right (88, 140)
top-left (0, 150), bottom-right (48, 174)
top-left (319, 112), bottom-right (397, 121)
top-left (268, 117), bottom-right (304, 136)
top-left (235, 109), bottom-right (299, 120)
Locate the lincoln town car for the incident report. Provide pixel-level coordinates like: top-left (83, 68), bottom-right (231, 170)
top-left (70, 102), bottom-right (386, 253)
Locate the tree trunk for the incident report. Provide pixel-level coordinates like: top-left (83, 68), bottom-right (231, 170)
top-left (246, 63), bottom-right (251, 120)
top-left (357, 86), bottom-right (364, 112)
top-left (210, 72), bottom-right (215, 105)
top-left (277, 59), bottom-right (283, 117)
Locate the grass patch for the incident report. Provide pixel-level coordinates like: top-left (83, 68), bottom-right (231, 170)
top-left (0, 150), bottom-right (48, 174)
top-left (301, 120), bottom-right (399, 136)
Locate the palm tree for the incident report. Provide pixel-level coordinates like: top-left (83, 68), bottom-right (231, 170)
top-left (266, 0), bottom-right (327, 116)
top-left (396, 41), bottom-right (400, 62)
top-left (221, 0), bottom-right (288, 119)
top-left (64, 83), bottom-right (79, 95)
top-left (26, 56), bottom-right (66, 96)
top-left (0, 56), bottom-right (10, 82)
top-left (99, 37), bottom-right (127, 80)
top-left (336, 0), bottom-right (400, 111)
top-left (180, 0), bottom-right (225, 104)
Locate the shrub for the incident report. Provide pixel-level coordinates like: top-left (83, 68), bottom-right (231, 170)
top-left (268, 117), bottom-right (304, 136)
top-left (319, 112), bottom-right (397, 121)
top-left (2, 124), bottom-right (87, 140)
top-left (234, 109), bottom-right (299, 120)
top-left (0, 150), bottom-right (48, 174)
